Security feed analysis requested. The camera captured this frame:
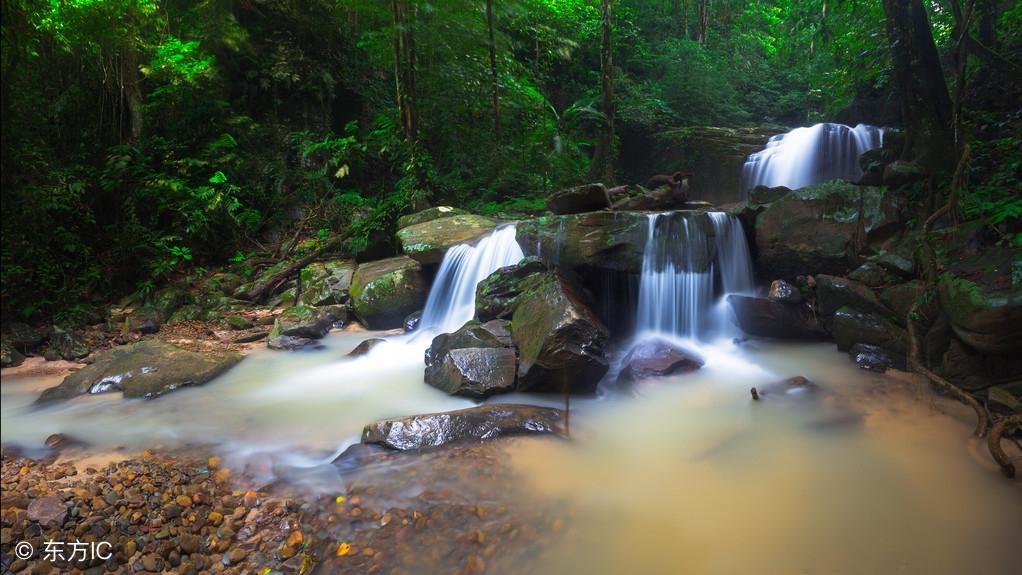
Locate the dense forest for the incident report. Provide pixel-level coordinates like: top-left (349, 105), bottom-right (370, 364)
top-left (3, 0), bottom-right (1018, 323)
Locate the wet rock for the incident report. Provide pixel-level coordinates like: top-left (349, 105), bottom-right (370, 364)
top-left (752, 376), bottom-right (820, 400)
top-left (425, 321), bottom-right (517, 398)
top-left (727, 295), bottom-right (828, 339)
top-left (753, 181), bottom-right (905, 279)
top-left (267, 335), bottom-right (320, 351)
top-left (832, 306), bottom-right (907, 354)
top-left (748, 185), bottom-right (791, 205)
top-left (361, 404), bottom-right (566, 451)
top-left (848, 261), bottom-right (887, 287)
top-left (349, 256), bottom-right (428, 329)
top-left (3, 322), bottom-right (46, 350)
top-left (938, 272), bottom-right (1022, 355)
top-left (396, 214), bottom-right (497, 264)
top-left (937, 336), bottom-right (1022, 391)
top-left (618, 339), bottom-right (704, 381)
top-left (397, 206), bottom-right (469, 229)
top-left (45, 327), bottom-right (90, 360)
top-left (347, 338), bottom-right (387, 357)
top-left (475, 257), bottom-right (549, 321)
top-left (270, 304), bottom-right (344, 340)
top-left (298, 259), bottom-right (356, 307)
top-left (547, 183), bottom-right (611, 215)
top-left (848, 343), bottom-right (907, 373)
top-left (27, 496), bottom-right (66, 528)
top-left (36, 340), bottom-right (242, 402)
top-left (511, 273), bottom-right (610, 393)
top-left (610, 183), bottom-right (691, 211)
top-left (768, 279), bottom-right (801, 303)
top-left (815, 274), bottom-right (891, 322)
top-left (987, 383), bottom-right (1022, 415)
top-left (515, 211), bottom-right (648, 273)
top-left (44, 433), bottom-right (89, 452)
top-left (403, 310), bottom-right (422, 332)
top-left (879, 280), bottom-right (924, 326)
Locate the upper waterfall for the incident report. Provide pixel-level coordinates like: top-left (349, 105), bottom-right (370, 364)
top-left (741, 123), bottom-right (883, 194)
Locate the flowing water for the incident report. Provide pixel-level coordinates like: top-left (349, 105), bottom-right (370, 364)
top-left (741, 123), bottom-right (884, 193)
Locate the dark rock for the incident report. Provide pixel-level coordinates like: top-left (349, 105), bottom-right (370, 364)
top-left (832, 306), bottom-right (907, 354)
top-left (136, 319), bottom-right (160, 334)
top-left (728, 295), bottom-right (828, 339)
top-left (815, 274), bottom-right (892, 322)
top-left (938, 271), bottom-right (1022, 355)
top-left (923, 312), bottom-right (953, 368)
top-left (396, 214), bottom-right (497, 264)
top-left (46, 327), bottom-right (90, 360)
top-left (882, 160), bottom-right (927, 189)
top-left (618, 339), bottom-right (704, 381)
top-left (847, 261), bottom-right (888, 287)
top-left (547, 183), bottom-right (611, 214)
top-left (3, 322), bottom-right (46, 349)
top-left (474, 257), bottom-right (549, 321)
top-left (361, 404), bottom-right (567, 451)
top-left (44, 433), bottom-right (89, 452)
top-left (36, 340), bottom-right (242, 402)
top-left (347, 338), bottom-right (387, 357)
top-left (515, 211), bottom-right (648, 273)
top-left (753, 181), bottom-right (906, 279)
top-left (987, 383), bottom-right (1022, 415)
top-left (298, 259), bottom-right (355, 307)
top-left (27, 496), bottom-right (66, 527)
top-left (748, 185), bottom-right (791, 205)
top-left (270, 304), bottom-right (344, 340)
top-left (848, 343), bottom-right (907, 372)
top-left (403, 310), bottom-right (422, 332)
top-left (510, 273), bottom-right (610, 393)
top-left (1, 338), bottom-right (25, 367)
top-left (752, 376), bottom-right (820, 399)
top-left (880, 280), bottom-right (924, 326)
top-left (232, 330), bottom-right (269, 344)
top-left (857, 147), bottom-right (890, 186)
top-left (396, 206), bottom-right (469, 229)
top-left (610, 182), bottom-right (690, 211)
top-left (349, 256), bottom-right (429, 329)
top-left (937, 336), bottom-right (1022, 391)
top-left (424, 320), bottom-right (517, 398)
top-left (267, 335), bottom-right (319, 351)
top-left (768, 279), bottom-right (801, 303)
top-left (149, 287), bottom-right (194, 323)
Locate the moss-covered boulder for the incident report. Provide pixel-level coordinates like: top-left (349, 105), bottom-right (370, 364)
top-left (396, 214), bottom-right (497, 264)
top-left (880, 280), bottom-right (924, 326)
top-left (815, 274), bottom-right (892, 322)
top-left (475, 257), bottom-right (549, 321)
top-left (349, 256), bottom-right (428, 329)
top-left (510, 273), bottom-right (610, 393)
top-left (515, 211), bottom-right (648, 273)
top-left (832, 306), bottom-right (907, 354)
top-left (547, 183), bottom-right (611, 215)
top-left (396, 206), bottom-right (469, 229)
top-left (753, 181), bottom-right (906, 279)
top-left (748, 185), bottom-right (792, 206)
top-left (424, 320), bottom-right (517, 399)
top-left (270, 304), bottom-right (345, 340)
top-left (938, 273), bottom-right (1022, 354)
top-left (299, 259), bottom-right (355, 307)
top-left (36, 340), bottom-right (242, 402)
top-left (44, 327), bottom-right (90, 361)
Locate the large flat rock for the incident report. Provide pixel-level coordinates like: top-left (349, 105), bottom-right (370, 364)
top-left (396, 214), bottom-right (497, 264)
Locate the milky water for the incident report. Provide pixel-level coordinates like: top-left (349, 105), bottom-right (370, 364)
top-left (741, 123), bottom-right (884, 193)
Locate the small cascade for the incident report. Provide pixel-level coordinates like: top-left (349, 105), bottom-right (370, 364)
top-left (418, 225), bottom-right (524, 334)
top-left (635, 212), bottom-right (754, 341)
top-left (741, 123), bottom-right (883, 194)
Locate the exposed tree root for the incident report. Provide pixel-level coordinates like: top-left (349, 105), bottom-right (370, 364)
top-left (988, 415), bottom-right (1022, 478)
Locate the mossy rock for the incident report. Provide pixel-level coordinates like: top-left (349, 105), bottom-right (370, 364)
top-left (832, 306), bottom-right (907, 355)
top-left (349, 256), bottom-right (428, 329)
top-left (396, 214), bottom-right (497, 264)
top-left (515, 211), bottom-right (648, 273)
top-left (299, 259), bottom-right (355, 306)
top-left (938, 273), bottom-right (1022, 354)
top-left (475, 257), bottom-right (549, 321)
top-left (396, 206), bottom-right (469, 229)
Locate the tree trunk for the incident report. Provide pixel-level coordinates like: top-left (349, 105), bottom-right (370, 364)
top-left (122, 47), bottom-right (144, 145)
top-left (697, 0), bottom-right (709, 45)
top-left (589, 0), bottom-right (616, 186)
top-left (392, 0), bottom-right (417, 145)
top-left (881, 0), bottom-right (955, 174)
top-left (486, 0), bottom-right (500, 141)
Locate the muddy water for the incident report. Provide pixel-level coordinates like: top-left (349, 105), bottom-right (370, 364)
top-left (2, 335), bottom-right (1020, 574)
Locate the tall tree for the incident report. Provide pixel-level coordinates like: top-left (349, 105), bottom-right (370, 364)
top-left (696, 0), bottom-right (709, 45)
top-left (486, 0), bottom-right (500, 141)
top-left (881, 0), bottom-right (955, 173)
top-left (393, 0), bottom-right (418, 146)
top-left (590, 0), bottom-right (616, 185)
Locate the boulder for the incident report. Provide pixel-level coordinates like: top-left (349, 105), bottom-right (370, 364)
top-left (397, 206), bottom-right (469, 229)
top-left (938, 273), bottom-right (1022, 355)
top-left (848, 343), bottom-right (907, 373)
top-left (396, 214), bottom-right (497, 264)
top-left (510, 273), bottom-right (610, 393)
top-left (45, 327), bottom-right (90, 360)
top-left (832, 306), bottom-right (907, 354)
top-left (226, 315), bottom-right (254, 330)
top-left (298, 259), bottom-right (355, 306)
top-left (610, 183), bottom-right (689, 211)
top-left (815, 274), bottom-right (892, 321)
top-left (403, 310), bottom-right (423, 332)
top-left (270, 304), bottom-right (344, 340)
top-left (267, 336), bottom-right (320, 351)
top-left (36, 340), bottom-right (242, 402)
top-left (361, 404), bottom-right (567, 451)
top-left (515, 211), bottom-right (648, 273)
top-left (768, 279), bottom-right (801, 303)
top-left (848, 261), bottom-right (887, 287)
top-left (475, 257), bottom-right (549, 321)
top-left (1, 337), bottom-right (25, 367)
top-left (937, 336), bottom-right (1022, 391)
top-left (880, 280), bottom-right (924, 326)
top-left (149, 286), bottom-right (194, 323)
top-left (753, 181), bottom-right (906, 279)
top-left (347, 338), bottom-right (387, 357)
top-left (987, 383), bottom-right (1022, 415)
top-left (349, 256), bottom-right (428, 329)
top-left (727, 295), bottom-right (828, 340)
top-left (424, 320), bottom-right (517, 398)
top-left (882, 160), bottom-right (927, 189)
top-left (748, 185), bottom-right (791, 205)
top-left (618, 339), bottom-right (704, 382)
top-left (547, 183), bottom-right (611, 214)
top-left (3, 322), bottom-right (46, 349)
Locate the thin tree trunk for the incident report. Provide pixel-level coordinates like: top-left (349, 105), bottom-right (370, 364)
top-left (593, 0), bottom-right (615, 185)
top-left (392, 0), bottom-right (417, 145)
top-left (123, 47), bottom-right (143, 145)
top-left (486, 0), bottom-right (500, 141)
top-left (697, 0), bottom-right (709, 45)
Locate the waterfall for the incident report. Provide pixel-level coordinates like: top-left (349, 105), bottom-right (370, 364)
top-left (741, 123), bottom-right (883, 194)
top-left (418, 225), bottom-right (524, 334)
top-left (635, 212), bottom-right (753, 341)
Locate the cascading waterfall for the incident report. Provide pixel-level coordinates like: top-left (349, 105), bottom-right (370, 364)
top-left (417, 225), bottom-right (524, 335)
top-left (635, 212), bottom-right (754, 341)
top-left (741, 123), bottom-right (883, 194)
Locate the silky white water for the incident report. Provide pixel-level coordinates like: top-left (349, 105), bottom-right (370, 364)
top-left (741, 123), bottom-right (884, 193)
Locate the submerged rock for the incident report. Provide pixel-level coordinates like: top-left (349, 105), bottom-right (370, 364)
top-left (361, 404), bottom-right (566, 451)
top-left (547, 183), bottom-right (611, 215)
top-left (397, 214), bottom-right (497, 264)
top-left (618, 339), bottom-right (704, 382)
top-left (348, 338), bottom-right (387, 357)
top-left (349, 256), bottom-right (428, 329)
top-left (298, 259), bottom-right (355, 307)
top-left (511, 273), bottom-right (610, 393)
top-left (832, 306), bottom-right (907, 354)
top-left (727, 295), bottom-right (828, 340)
top-left (424, 320), bottom-right (517, 398)
top-left (848, 343), bottom-right (907, 373)
top-left (35, 340), bottom-right (242, 402)
top-left (751, 376), bottom-right (820, 400)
